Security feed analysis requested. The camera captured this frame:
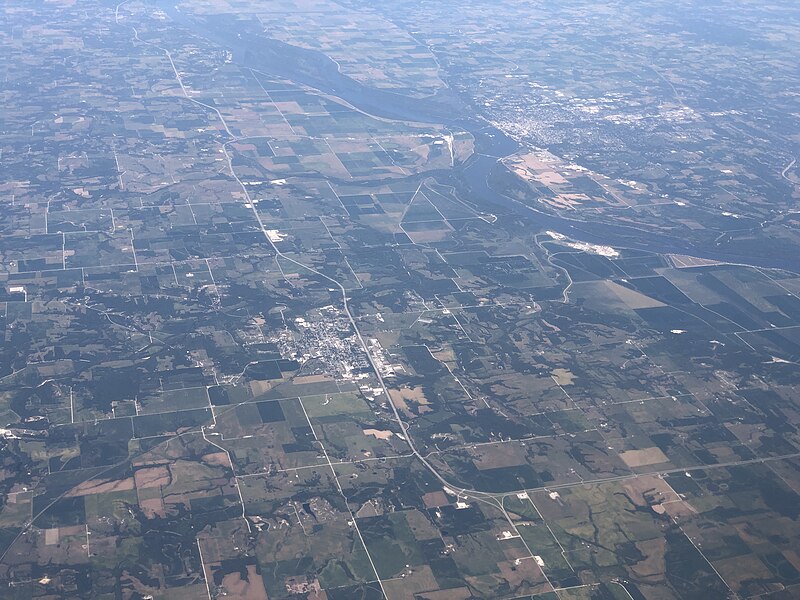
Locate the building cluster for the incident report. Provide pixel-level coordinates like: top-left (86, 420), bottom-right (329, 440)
top-left (271, 305), bottom-right (371, 379)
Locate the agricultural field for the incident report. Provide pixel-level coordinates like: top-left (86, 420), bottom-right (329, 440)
top-left (0, 0), bottom-right (798, 599)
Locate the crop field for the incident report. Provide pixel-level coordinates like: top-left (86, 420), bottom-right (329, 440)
top-left (0, 0), bottom-right (799, 598)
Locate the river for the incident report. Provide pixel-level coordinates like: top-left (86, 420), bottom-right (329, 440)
top-left (158, 4), bottom-right (798, 273)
